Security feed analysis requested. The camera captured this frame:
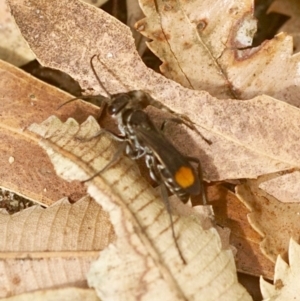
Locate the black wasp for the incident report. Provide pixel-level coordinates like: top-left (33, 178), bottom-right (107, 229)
top-left (59, 55), bottom-right (208, 264)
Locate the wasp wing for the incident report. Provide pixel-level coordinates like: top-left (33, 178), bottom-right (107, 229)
top-left (130, 111), bottom-right (200, 195)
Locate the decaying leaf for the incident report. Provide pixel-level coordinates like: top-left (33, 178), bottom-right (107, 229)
top-left (137, 0), bottom-right (256, 99)
top-left (28, 116), bottom-right (252, 300)
top-left (137, 0), bottom-right (300, 106)
top-left (6, 0), bottom-right (300, 183)
top-left (1, 287), bottom-right (99, 301)
top-left (207, 184), bottom-right (274, 279)
top-left (0, 0), bottom-right (35, 65)
top-left (236, 180), bottom-right (300, 263)
top-left (260, 239), bottom-right (300, 301)
top-left (0, 195), bottom-right (114, 297)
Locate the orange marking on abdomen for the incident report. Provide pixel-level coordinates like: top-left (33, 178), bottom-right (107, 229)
top-left (175, 166), bottom-right (195, 188)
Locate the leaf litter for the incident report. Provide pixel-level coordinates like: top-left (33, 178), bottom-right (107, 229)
top-left (0, 60), bottom-right (95, 206)
top-left (1, 287), bottom-right (99, 301)
top-left (269, 0), bottom-right (300, 53)
top-left (137, 0), bottom-right (300, 106)
top-left (6, 0), bottom-right (300, 184)
top-left (260, 239), bottom-right (300, 301)
top-left (0, 0), bottom-right (35, 66)
top-left (236, 179), bottom-right (300, 264)
top-left (0, 57), bottom-right (251, 299)
top-left (28, 115), bottom-right (252, 301)
top-left (207, 184), bottom-right (274, 279)
top-left (0, 195), bottom-right (114, 297)
top-left (3, 0), bottom-right (300, 299)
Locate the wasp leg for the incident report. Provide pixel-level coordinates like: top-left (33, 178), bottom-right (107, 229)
top-left (145, 156), bottom-right (186, 263)
top-left (160, 117), bottom-right (211, 145)
top-left (160, 182), bottom-right (187, 265)
top-left (82, 141), bottom-right (127, 182)
top-left (160, 118), bottom-right (185, 131)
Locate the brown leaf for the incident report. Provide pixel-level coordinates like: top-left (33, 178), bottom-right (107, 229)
top-left (6, 0), bottom-right (300, 181)
top-left (236, 179), bottom-right (300, 263)
top-left (137, 0), bottom-right (256, 99)
top-left (0, 59), bottom-right (99, 205)
top-left (269, 0), bottom-right (300, 53)
top-left (28, 116), bottom-right (252, 301)
top-left (137, 0), bottom-right (300, 105)
top-left (0, 1), bottom-right (35, 65)
top-left (258, 170), bottom-right (300, 203)
top-left (207, 184), bottom-right (274, 279)
top-left (0, 196), bottom-right (114, 297)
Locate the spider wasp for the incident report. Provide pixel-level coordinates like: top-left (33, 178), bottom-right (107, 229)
top-left (59, 55), bottom-right (209, 264)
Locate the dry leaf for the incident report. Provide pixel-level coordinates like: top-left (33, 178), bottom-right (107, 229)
top-left (137, 0), bottom-right (256, 99)
top-left (28, 116), bottom-right (252, 301)
top-left (82, 0), bottom-right (108, 6)
top-left (258, 170), bottom-right (300, 203)
top-left (207, 184), bottom-right (274, 279)
top-left (236, 180), bottom-right (300, 263)
top-left (269, 0), bottom-right (300, 53)
top-left (6, 0), bottom-right (300, 182)
top-left (126, 0), bottom-right (148, 55)
top-left (0, 0), bottom-right (35, 65)
top-left (2, 287), bottom-right (99, 301)
top-left (3, 1), bottom-right (300, 298)
top-left (0, 195), bottom-right (114, 297)
top-left (137, 0), bottom-right (300, 105)
top-left (0, 59), bottom-right (100, 205)
top-left (260, 239), bottom-right (300, 301)
top-left (0, 196), bottom-right (114, 252)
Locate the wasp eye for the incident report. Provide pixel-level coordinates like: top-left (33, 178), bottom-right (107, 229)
top-left (107, 94), bottom-right (129, 115)
top-left (107, 104), bottom-right (117, 115)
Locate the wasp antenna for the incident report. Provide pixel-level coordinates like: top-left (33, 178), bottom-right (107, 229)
top-left (91, 55), bottom-right (112, 98)
top-left (57, 95), bottom-right (105, 111)
top-left (57, 97), bottom-right (80, 110)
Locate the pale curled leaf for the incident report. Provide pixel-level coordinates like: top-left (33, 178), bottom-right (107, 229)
top-left (138, 0), bottom-right (300, 105)
top-left (0, 195), bottom-right (114, 297)
top-left (0, 195), bottom-right (114, 252)
top-left (6, 0), bottom-right (300, 181)
top-left (0, 257), bottom-right (93, 298)
top-left (260, 239), bottom-right (300, 301)
top-left (28, 116), bottom-right (252, 301)
top-left (236, 180), bottom-right (300, 263)
top-left (2, 287), bottom-right (99, 301)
